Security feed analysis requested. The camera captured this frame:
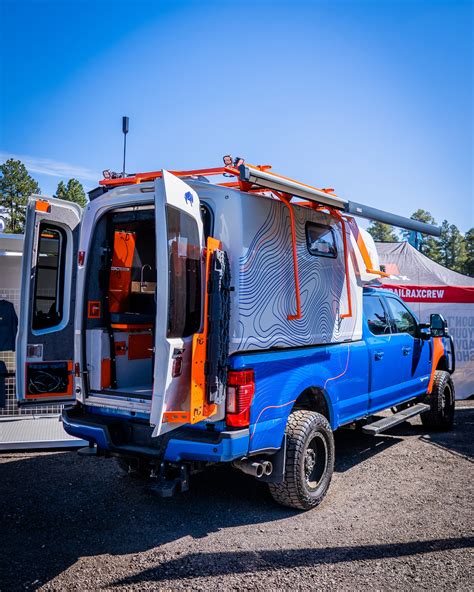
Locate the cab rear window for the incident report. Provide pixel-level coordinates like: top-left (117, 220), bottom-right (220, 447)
top-left (363, 296), bottom-right (391, 335)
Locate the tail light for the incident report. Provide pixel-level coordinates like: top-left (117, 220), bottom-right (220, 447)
top-left (226, 369), bottom-right (255, 428)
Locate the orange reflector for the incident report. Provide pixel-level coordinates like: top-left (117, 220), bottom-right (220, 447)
top-left (35, 200), bottom-right (51, 213)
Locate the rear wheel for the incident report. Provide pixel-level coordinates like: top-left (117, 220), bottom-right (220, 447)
top-left (269, 410), bottom-right (335, 510)
top-left (421, 370), bottom-right (455, 431)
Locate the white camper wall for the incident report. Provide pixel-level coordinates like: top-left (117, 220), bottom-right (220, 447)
top-left (202, 189), bottom-right (363, 353)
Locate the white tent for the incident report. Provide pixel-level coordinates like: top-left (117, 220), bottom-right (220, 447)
top-left (376, 242), bottom-right (474, 399)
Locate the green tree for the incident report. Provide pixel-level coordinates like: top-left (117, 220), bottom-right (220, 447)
top-left (402, 209), bottom-right (442, 262)
top-left (367, 221), bottom-right (398, 242)
top-left (462, 228), bottom-right (474, 277)
top-left (54, 178), bottom-right (87, 208)
top-left (438, 220), bottom-right (467, 272)
top-left (0, 159), bottom-right (41, 233)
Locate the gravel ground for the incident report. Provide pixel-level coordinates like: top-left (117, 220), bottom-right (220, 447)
top-left (1, 402), bottom-right (473, 591)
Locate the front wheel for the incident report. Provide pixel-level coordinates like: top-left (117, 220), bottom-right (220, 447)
top-left (269, 410), bottom-right (335, 510)
top-left (421, 370), bottom-right (455, 431)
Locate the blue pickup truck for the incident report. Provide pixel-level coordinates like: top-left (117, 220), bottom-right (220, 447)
top-left (17, 167), bottom-right (454, 510)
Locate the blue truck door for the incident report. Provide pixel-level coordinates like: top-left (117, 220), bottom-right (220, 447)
top-left (364, 294), bottom-right (412, 413)
top-left (383, 295), bottom-right (431, 399)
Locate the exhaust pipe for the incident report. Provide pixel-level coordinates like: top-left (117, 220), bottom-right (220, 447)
top-left (232, 459), bottom-right (265, 478)
top-left (232, 459), bottom-right (273, 478)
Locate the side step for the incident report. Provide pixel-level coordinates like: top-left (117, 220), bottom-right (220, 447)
top-left (362, 403), bottom-right (429, 435)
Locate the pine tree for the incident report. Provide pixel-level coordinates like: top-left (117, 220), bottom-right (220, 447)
top-left (463, 228), bottom-right (474, 277)
top-left (0, 159), bottom-right (41, 233)
top-left (438, 221), bottom-right (467, 272)
top-left (54, 178), bottom-right (87, 208)
top-left (402, 209), bottom-right (442, 262)
top-left (367, 221), bottom-right (398, 242)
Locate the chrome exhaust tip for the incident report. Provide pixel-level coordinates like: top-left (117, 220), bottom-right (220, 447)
top-left (232, 459), bottom-right (265, 478)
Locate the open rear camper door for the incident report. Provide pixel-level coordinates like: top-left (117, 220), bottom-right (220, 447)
top-left (16, 197), bottom-right (82, 405)
top-left (151, 171), bottom-right (204, 437)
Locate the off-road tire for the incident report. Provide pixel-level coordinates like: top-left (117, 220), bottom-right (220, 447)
top-left (269, 410), bottom-right (335, 510)
top-left (421, 370), bottom-right (455, 431)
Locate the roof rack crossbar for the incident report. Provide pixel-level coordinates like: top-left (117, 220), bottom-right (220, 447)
top-left (345, 202), bottom-right (441, 237)
top-left (239, 164), bottom-right (347, 210)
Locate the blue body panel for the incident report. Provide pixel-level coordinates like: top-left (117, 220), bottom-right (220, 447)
top-left (229, 339), bottom-right (369, 454)
top-left (163, 433), bottom-right (249, 462)
top-left (67, 289), bottom-right (437, 462)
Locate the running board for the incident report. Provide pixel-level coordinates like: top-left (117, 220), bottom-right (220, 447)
top-left (362, 403), bottom-right (429, 435)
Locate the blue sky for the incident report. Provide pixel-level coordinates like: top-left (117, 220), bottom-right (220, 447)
top-left (0, 0), bottom-right (472, 231)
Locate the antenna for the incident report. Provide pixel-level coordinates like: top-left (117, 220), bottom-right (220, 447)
top-left (122, 116), bottom-right (129, 176)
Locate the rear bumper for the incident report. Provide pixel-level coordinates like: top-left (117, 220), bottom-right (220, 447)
top-left (62, 406), bottom-right (249, 463)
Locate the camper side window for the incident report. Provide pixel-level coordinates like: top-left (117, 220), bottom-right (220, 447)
top-left (166, 205), bottom-right (202, 338)
top-left (32, 223), bottom-right (66, 330)
top-left (306, 222), bottom-right (337, 258)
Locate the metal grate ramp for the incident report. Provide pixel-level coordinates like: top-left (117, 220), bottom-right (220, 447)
top-left (0, 415), bottom-right (87, 451)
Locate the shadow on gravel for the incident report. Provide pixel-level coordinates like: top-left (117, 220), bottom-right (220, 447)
top-left (383, 406), bottom-right (474, 461)
top-left (1, 406), bottom-right (471, 590)
top-left (112, 536), bottom-right (474, 586)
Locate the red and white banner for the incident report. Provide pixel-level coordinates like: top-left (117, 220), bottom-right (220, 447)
top-left (381, 284), bottom-right (474, 304)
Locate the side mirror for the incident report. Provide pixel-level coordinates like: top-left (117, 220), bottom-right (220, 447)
top-left (430, 313), bottom-right (448, 337)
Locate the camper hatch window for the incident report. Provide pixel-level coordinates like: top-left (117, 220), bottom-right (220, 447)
top-left (166, 205), bottom-right (202, 338)
top-left (305, 222), bottom-right (337, 258)
top-left (32, 224), bottom-right (66, 330)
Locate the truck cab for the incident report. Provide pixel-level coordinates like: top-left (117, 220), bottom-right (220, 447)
top-left (16, 164), bottom-right (455, 510)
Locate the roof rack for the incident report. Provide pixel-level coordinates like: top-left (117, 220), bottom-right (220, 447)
top-left (98, 162), bottom-right (440, 237)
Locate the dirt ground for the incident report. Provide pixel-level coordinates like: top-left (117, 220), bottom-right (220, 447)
top-left (1, 402), bottom-right (473, 591)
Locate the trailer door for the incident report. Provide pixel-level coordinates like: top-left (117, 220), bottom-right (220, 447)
top-left (16, 197), bottom-right (81, 404)
top-left (151, 171), bottom-right (204, 436)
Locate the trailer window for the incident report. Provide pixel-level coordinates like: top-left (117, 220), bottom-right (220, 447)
top-left (385, 297), bottom-right (418, 337)
top-left (306, 222), bottom-right (337, 258)
top-left (32, 224), bottom-right (66, 330)
top-left (166, 205), bottom-right (202, 338)
top-left (363, 296), bottom-right (391, 335)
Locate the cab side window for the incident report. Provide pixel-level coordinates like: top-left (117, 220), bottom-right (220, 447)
top-left (385, 297), bottom-right (418, 337)
top-left (363, 296), bottom-right (391, 335)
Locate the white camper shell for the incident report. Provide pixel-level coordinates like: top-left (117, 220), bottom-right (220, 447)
top-left (16, 163), bottom-right (427, 438)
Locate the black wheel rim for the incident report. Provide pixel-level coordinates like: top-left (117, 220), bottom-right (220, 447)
top-left (304, 432), bottom-right (328, 490)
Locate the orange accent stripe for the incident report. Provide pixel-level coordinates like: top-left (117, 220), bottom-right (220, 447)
top-left (188, 237), bottom-right (221, 423)
top-left (345, 217), bottom-right (390, 278)
top-left (274, 191), bottom-right (302, 321)
top-left (427, 337), bottom-right (445, 394)
top-left (163, 411), bottom-right (191, 423)
top-left (111, 323), bottom-right (153, 330)
top-left (297, 202), bottom-right (353, 319)
top-left (101, 359), bottom-right (111, 389)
